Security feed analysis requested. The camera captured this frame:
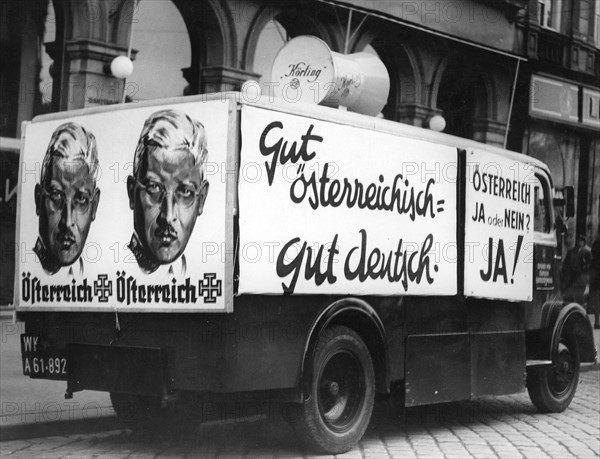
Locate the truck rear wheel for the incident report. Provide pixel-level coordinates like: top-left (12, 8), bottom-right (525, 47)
top-left (527, 332), bottom-right (580, 413)
top-left (294, 326), bottom-right (375, 454)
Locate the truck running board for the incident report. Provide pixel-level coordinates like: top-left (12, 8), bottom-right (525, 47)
top-left (525, 360), bottom-right (553, 367)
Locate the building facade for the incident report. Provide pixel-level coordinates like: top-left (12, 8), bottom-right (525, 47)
top-left (1, 0), bottom-right (599, 305)
top-left (511, 0), bottom-right (600, 246)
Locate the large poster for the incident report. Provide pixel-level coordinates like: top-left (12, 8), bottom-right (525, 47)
top-left (16, 99), bottom-right (232, 312)
top-left (464, 149), bottom-right (535, 301)
top-left (239, 106), bottom-right (458, 296)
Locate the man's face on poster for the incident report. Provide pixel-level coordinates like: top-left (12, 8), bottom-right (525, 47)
top-left (128, 147), bottom-right (209, 265)
top-left (36, 157), bottom-right (100, 266)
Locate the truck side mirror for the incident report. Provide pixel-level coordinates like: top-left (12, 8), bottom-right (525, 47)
top-left (553, 186), bottom-right (575, 219)
top-left (564, 186), bottom-right (575, 218)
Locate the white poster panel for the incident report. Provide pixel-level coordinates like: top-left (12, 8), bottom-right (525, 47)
top-left (464, 149), bottom-right (535, 301)
top-left (17, 99), bottom-right (231, 312)
top-left (239, 106), bottom-right (458, 296)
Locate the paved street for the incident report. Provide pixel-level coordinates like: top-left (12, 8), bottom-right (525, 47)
top-left (0, 371), bottom-right (598, 458)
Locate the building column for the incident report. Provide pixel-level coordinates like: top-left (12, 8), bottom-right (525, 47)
top-left (47, 40), bottom-right (136, 110)
top-left (44, 0), bottom-right (138, 110)
top-left (200, 66), bottom-right (260, 93)
top-left (397, 104), bottom-right (443, 129)
top-left (472, 119), bottom-right (508, 147)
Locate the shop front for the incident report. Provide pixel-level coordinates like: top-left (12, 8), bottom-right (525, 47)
top-left (526, 74), bottom-right (600, 248)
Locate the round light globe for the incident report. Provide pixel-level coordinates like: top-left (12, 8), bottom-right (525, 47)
top-left (110, 56), bottom-right (134, 79)
top-left (428, 115), bottom-right (446, 132)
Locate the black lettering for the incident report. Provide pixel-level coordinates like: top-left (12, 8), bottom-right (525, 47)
top-left (22, 273), bottom-right (31, 302)
top-left (276, 237), bottom-right (305, 294)
top-left (493, 239), bottom-right (508, 283)
top-left (291, 167), bottom-right (439, 220)
top-left (259, 122), bottom-right (322, 186)
top-left (480, 238), bottom-right (493, 281)
top-left (344, 230), bottom-right (436, 290)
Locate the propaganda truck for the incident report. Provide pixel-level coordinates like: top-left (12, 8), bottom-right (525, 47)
top-left (14, 37), bottom-right (597, 454)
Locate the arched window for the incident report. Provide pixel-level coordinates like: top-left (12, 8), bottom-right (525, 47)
top-left (354, 41), bottom-right (401, 120)
top-left (357, 37), bottom-right (416, 123)
top-left (436, 58), bottom-right (494, 140)
top-left (437, 68), bottom-right (476, 139)
top-left (250, 8), bottom-right (328, 94)
top-left (127, 0), bottom-right (190, 101)
top-left (359, 44), bottom-right (388, 119)
top-left (253, 19), bottom-right (288, 93)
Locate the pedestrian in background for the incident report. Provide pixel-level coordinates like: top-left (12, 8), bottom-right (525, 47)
top-left (589, 230), bottom-right (600, 329)
top-left (561, 234), bottom-right (592, 305)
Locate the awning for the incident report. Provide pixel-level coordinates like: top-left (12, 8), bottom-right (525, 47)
top-left (315, 0), bottom-right (527, 61)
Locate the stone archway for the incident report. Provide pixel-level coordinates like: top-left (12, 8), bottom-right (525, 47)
top-left (43, 0), bottom-right (137, 110)
top-left (172, 0), bottom-right (244, 93)
top-left (50, 0), bottom-right (252, 105)
top-left (244, 4), bottom-right (334, 77)
top-left (434, 54), bottom-right (502, 143)
top-left (349, 27), bottom-right (422, 123)
top-left (436, 59), bottom-right (478, 138)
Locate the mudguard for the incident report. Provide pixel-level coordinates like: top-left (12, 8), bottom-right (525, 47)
top-left (300, 298), bottom-right (388, 398)
top-left (531, 301), bottom-right (596, 363)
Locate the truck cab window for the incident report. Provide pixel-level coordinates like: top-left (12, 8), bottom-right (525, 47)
top-left (533, 175), bottom-right (551, 233)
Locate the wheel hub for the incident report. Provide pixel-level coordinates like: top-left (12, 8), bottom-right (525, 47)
top-left (327, 381), bottom-right (340, 396)
top-left (550, 341), bottom-right (575, 395)
top-left (318, 351), bottom-right (365, 433)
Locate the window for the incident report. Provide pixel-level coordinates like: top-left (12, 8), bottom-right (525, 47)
top-left (533, 175), bottom-right (551, 233)
top-left (253, 19), bottom-right (288, 95)
top-left (595, 0), bottom-right (600, 46)
top-left (538, 0), bottom-right (562, 31)
top-left (127, 1), bottom-right (190, 101)
top-left (579, 0), bottom-right (590, 35)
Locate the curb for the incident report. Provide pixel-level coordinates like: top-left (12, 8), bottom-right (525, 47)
top-left (0, 412), bottom-right (267, 443)
top-left (581, 362), bottom-right (600, 372)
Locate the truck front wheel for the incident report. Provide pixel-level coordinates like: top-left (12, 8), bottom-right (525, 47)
top-left (294, 326), bottom-right (375, 454)
top-left (527, 332), bottom-right (580, 413)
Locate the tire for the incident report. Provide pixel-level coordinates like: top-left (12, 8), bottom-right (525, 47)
top-left (293, 326), bottom-right (375, 454)
top-left (527, 332), bottom-right (580, 413)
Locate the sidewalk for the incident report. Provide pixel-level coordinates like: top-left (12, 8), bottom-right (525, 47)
top-left (0, 317), bottom-right (116, 440)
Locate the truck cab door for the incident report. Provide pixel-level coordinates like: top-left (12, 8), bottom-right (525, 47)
top-left (531, 172), bottom-right (558, 311)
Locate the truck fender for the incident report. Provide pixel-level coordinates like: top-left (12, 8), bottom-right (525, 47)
top-left (532, 301), bottom-right (596, 363)
top-left (300, 298), bottom-right (388, 400)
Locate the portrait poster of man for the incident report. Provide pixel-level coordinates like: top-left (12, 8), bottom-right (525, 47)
top-left (16, 100), bottom-right (231, 312)
top-left (33, 122), bottom-right (101, 279)
top-left (126, 110), bottom-right (209, 277)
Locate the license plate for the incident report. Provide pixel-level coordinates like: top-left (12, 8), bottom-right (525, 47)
top-left (21, 334), bottom-right (69, 379)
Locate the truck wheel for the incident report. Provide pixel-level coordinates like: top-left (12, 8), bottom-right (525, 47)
top-left (527, 333), bottom-right (580, 413)
top-left (110, 392), bottom-right (161, 428)
top-left (294, 326), bottom-right (375, 454)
